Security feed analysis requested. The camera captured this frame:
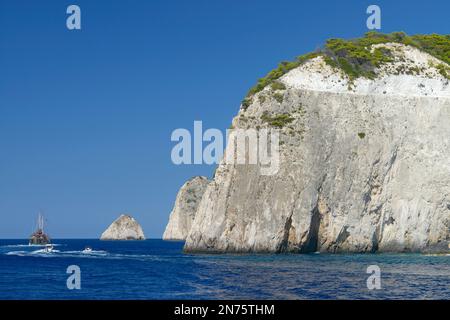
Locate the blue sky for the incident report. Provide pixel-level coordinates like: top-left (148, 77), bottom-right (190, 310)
top-left (0, 0), bottom-right (448, 238)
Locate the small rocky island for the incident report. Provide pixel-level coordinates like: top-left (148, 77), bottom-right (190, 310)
top-left (100, 214), bottom-right (146, 240)
top-left (163, 176), bottom-right (209, 240)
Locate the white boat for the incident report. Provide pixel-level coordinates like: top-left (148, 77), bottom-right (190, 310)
top-left (82, 246), bottom-right (93, 254)
top-left (43, 244), bottom-right (54, 253)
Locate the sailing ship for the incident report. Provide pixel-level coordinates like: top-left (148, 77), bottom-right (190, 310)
top-left (29, 213), bottom-right (51, 245)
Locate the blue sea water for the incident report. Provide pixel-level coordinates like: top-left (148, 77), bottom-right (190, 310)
top-left (0, 239), bottom-right (448, 300)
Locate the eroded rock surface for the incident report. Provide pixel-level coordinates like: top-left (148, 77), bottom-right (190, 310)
top-left (163, 176), bottom-right (209, 240)
top-left (184, 43), bottom-right (450, 253)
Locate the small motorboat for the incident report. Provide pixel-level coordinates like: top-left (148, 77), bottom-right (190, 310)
top-left (43, 244), bottom-right (54, 253)
top-left (82, 246), bottom-right (93, 254)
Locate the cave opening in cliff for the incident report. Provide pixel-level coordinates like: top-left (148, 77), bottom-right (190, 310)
top-left (300, 205), bottom-right (321, 253)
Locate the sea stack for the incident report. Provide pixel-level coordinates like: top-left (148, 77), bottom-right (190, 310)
top-left (100, 214), bottom-right (146, 240)
top-left (184, 33), bottom-right (450, 254)
top-left (163, 176), bottom-right (209, 240)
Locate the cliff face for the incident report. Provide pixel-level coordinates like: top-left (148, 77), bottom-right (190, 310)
top-left (100, 214), bottom-right (146, 240)
top-left (163, 176), bottom-right (209, 240)
top-left (184, 42), bottom-right (450, 253)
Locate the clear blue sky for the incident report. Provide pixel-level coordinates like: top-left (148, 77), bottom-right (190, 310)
top-left (0, 0), bottom-right (448, 238)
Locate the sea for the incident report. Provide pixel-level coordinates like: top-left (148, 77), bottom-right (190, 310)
top-left (0, 239), bottom-right (448, 300)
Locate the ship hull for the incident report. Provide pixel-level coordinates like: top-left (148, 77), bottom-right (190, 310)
top-left (29, 231), bottom-right (50, 245)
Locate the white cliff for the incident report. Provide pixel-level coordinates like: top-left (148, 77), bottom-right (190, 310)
top-left (184, 41), bottom-right (450, 253)
top-left (163, 176), bottom-right (209, 240)
top-left (100, 214), bottom-right (146, 240)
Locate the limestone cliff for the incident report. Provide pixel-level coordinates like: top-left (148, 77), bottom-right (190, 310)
top-left (163, 176), bottom-right (209, 240)
top-left (100, 214), bottom-right (146, 240)
top-left (184, 34), bottom-right (450, 253)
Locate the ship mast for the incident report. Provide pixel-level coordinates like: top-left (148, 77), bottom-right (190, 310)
top-left (37, 212), bottom-right (44, 232)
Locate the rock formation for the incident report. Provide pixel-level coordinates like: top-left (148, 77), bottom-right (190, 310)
top-left (100, 214), bottom-right (146, 240)
top-left (184, 33), bottom-right (450, 253)
top-left (163, 176), bottom-right (209, 240)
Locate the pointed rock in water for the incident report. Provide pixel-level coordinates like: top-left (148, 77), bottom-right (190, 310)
top-left (100, 214), bottom-right (146, 240)
top-left (163, 176), bottom-right (209, 240)
top-left (184, 34), bottom-right (450, 254)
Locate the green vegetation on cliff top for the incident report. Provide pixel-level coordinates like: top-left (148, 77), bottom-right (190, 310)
top-left (261, 111), bottom-right (295, 128)
top-left (243, 32), bottom-right (450, 103)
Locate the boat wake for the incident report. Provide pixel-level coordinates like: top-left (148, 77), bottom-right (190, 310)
top-left (5, 249), bottom-right (107, 258)
top-left (65, 250), bottom-right (108, 256)
top-left (1, 244), bottom-right (62, 248)
top-left (3, 249), bottom-right (166, 261)
top-left (32, 249), bottom-right (61, 254)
